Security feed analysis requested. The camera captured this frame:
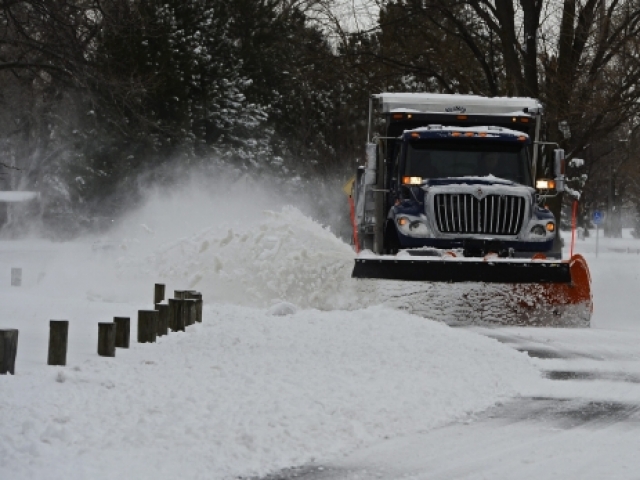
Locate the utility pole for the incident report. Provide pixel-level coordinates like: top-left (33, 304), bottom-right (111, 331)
top-left (606, 162), bottom-right (614, 237)
top-left (606, 139), bottom-right (628, 238)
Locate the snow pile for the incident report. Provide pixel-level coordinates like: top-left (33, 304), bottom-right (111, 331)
top-left (118, 206), bottom-right (357, 310)
top-left (0, 305), bottom-right (541, 480)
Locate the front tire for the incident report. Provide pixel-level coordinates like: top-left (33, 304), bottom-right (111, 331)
top-left (360, 230), bottom-right (374, 251)
top-left (384, 221), bottom-right (401, 255)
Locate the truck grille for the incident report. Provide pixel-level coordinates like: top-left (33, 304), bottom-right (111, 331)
top-left (433, 194), bottom-right (526, 235)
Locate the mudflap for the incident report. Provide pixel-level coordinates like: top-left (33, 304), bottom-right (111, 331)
top-left (352, 254), bottom-right (592, 327)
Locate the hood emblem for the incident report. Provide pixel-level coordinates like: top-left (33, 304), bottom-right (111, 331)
top-left (476, 187), bottom-right (484, 197)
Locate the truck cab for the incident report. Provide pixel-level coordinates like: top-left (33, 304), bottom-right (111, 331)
top-left (355, 93), bottom-right (563, 259)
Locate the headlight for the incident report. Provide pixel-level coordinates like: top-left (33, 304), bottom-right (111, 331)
top-left (402, 176), bottom-right (423, 185)
top-left (530, 225), bottom-right (546, 237)
top-left (536, 179), bottom-right (556, 190)
top-left (546, 222), bottom-right (555, 232)
top-left (396, 215), bottom-right (431, 238)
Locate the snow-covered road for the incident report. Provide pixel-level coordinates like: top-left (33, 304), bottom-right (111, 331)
top-left (287, 326), bottom-right (640, 480)
top-left (1, 190), bottom-right (640, 479)
top-left (256, 232), bottom-right (640, 480)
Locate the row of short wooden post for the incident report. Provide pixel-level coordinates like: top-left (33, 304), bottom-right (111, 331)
top-left (91, 285), bottom-right (203, 359)
top-left (0, 283), bottom-right (203, 374)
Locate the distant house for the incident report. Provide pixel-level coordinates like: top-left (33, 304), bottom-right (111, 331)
top-left (0, 191), bottom-right (39, 203)
top-left (0, 191), bottom-right (40, 229)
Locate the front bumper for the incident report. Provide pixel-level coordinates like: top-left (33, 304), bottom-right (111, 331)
top-left (395, 231), bottom-right (554, 253)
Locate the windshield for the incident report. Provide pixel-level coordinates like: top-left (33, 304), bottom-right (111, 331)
top-left (404, 140), bottom-right (532, 185)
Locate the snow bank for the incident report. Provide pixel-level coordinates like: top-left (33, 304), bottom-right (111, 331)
top-left (0, 305), bottom-right (540, 480)
top-left (117, 206), bottom-right (358, 310)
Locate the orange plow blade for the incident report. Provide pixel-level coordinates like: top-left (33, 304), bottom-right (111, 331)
top-left (502, 254), bottom-right (592, 327)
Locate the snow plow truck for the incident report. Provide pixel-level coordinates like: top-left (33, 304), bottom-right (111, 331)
top-left (348, 93), bottom-right (592, 327)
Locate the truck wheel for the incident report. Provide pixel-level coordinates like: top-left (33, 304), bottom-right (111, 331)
top-left (361, 231), bottom-right (374, 251)
top-left (384, 221), bottom-right (400, 255)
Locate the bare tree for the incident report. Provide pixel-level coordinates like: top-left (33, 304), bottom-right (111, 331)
top-left (333, 0), bottom-right (640, 238)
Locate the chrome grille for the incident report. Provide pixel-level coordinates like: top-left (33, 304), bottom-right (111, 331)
top-left (434, 194), bottom-right (525, 235)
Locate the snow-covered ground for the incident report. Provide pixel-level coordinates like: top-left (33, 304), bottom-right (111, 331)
top-left (1, 184), bottom-right (639, 479)
top-left (314, 228), bottom-right (640, 480)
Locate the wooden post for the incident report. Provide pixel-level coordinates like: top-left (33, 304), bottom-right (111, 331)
top-left (154, 304), bottom-right (169, 336)
top-left (167, 299), bottom-right (176, 331)
top-left (11, 268), bottom-right (22, 286)
top-left (114, 317), bottom-right (130, 348)
top-left (154, 283), bottom-right (166, 305)
top-left (0, 329), bottom-right (18, 375)
top-left (174, 290), bottom-right (187, 299)
top-left (138, 310), bottom-right (158, 343)
top-left (183, 299), bottom-right (197, 326)
top-left (47, 320), bottom-right (69, 366)
top-left (175, 300), bottom-right (186, 332)
top-left (168, 299), bottom-right (185, 332)
top-left (187, 293), bottom-right (203, 322)
top-left (97, 323), bottom-right (116, 357)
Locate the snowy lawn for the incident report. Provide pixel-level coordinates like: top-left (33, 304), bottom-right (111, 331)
top-left (0, 200), bottom-right (542, 479)
top-left (1, 301), bottom-right (540, 480)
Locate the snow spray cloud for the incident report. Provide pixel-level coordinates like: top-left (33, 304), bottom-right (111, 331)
top-left (3, 160), bottom-right (360, 310)
top-left (107, 164), bottom-right (360, 310)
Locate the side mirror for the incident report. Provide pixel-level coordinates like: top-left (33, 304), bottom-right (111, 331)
top-left (554, 149), bottom-right (565, 192)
